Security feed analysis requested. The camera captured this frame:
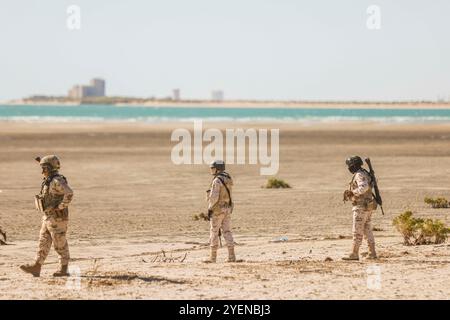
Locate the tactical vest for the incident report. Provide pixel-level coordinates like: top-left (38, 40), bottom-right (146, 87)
top-left (212, 172), bottom-right (234, 212)
top-left (349, 169), bottom-right (374, 206)
top-left (40, 173), bottom-right (67, 215)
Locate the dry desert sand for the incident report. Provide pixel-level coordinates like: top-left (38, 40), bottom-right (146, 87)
top-left (0, 121), bottom-right (450, 299)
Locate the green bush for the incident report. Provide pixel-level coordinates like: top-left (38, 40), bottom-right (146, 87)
top-left (424, 197), bottom-right (449, 208)
top-left (393, 211), bottom-right (450, 245)
top-left (264, 178), bottom-right (291, 189)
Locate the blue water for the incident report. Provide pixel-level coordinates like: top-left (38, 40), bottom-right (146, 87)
top-left (1, 104), bottom-right (450, 123)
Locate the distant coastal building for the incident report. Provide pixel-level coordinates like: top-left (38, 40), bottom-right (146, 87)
top-left (173, 89), bottom-right (180, 101)
top-left (211, 90), bottom-right (224, 102)
top-left (68, 78), bottom-right (106, 99)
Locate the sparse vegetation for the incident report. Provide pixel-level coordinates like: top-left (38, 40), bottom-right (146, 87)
top-left (424, 197), bottom-right (449, 208)
top-left (264, 178), bottom-right (291, 189)
top-left (392, 211), bottom-right (450, 245)
top-left (193, 212), bottom-right (209, 221)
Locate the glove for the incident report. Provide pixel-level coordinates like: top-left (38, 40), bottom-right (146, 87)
top-left (48, 204), bottom-right (66, 213)
top-left (207, 209), bottom-right (213, 221)
top-left (343, 190), bottom-right (353, 202)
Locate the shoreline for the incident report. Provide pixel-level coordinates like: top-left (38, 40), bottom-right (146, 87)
top-left (2, 117), bottom-right (450, 127)
top-left (3, 100), bottom-right (450, 109)
top-left (118, 101), bottom-right (450, 110)
top-left (2, 120), bottom-right (450, 134)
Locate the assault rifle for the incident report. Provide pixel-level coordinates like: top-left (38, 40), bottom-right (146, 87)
top-left (365, 158), bottom-right (385, 215)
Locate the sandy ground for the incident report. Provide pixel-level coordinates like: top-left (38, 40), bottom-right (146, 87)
top-left (1, 121), bottom-right (450, 299)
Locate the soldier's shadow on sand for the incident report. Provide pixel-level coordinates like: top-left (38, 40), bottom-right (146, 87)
top-left (0, 241), bottom-right (15, 245)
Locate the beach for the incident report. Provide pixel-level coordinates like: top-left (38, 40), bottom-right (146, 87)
top-left (1, 121), bottom-right (450, 299)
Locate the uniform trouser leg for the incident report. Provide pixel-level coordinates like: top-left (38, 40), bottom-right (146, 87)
top-left (35, 220), bottom-right (52, 265)
top-left (363, 210), bottom-right (375, 246)
top-left (221, 212), bottom-right (234, 247)
top-left (35, 217), bottom-right (70, 266)
top-left (209, 213), bottom-right (224, 248)
top-left (352, 207), bottom-right (370, 250)
top-left (210, 212), bottom-right (234, 248)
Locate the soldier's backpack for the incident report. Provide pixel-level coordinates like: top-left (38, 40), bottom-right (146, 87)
top-left (216, 172), bottom-right (234, 212)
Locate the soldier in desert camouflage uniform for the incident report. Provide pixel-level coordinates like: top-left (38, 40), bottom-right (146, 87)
top-left (20, 155), bottom-right (74, 277)
top-left (204, 160), bottom-right (236, 263)
top-left (342, 156), bottom-right (377, 260)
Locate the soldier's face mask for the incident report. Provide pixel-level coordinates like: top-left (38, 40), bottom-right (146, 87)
top-left (41, 165), bottom-right (51, 177)
top-left (348, 165), bottom-right (359, 174)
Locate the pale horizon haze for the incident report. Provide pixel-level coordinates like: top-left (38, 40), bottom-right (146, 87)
top-left (0, 0), bottom-right (449, 102)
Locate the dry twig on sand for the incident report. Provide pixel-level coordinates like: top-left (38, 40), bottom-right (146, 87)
top-left (151, 250), bottom-right (188, 263)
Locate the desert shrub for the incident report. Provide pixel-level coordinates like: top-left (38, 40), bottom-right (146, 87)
top-left (264, 178), bottom-right (291, 189)
top-left (419, 219), bottom-right (449, 244)
top-left (424, 197), bottom-right (449, 208)
top-left (393, 211), bottom-right (450, 245)
top-left (193, 212), bottom-right (209, 221)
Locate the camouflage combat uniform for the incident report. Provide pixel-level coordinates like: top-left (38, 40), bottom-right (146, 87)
top-left (348, 169), bottom-right (375, 250)
top-left (207, 172), bottom-right (235, 249)
top-left (35, 173), bottom-right (74, 266)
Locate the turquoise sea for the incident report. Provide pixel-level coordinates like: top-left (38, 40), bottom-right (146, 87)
top-left (1, 104), bottom-right (450, 123)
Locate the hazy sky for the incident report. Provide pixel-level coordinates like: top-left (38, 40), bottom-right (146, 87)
top-left (0, 0), bottom-right (449, 101)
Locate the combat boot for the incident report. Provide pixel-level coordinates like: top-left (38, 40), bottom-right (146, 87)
top-left (342, 244), bottom-right (360, 261)
top-left (367, 243), bottom-right (377, 259)
top-left (203, 247), bottom-right (218, 263)
top-left (227, 246), bottom-right (236, 262)
top-left (53, 264), bottom-right (69, 277)
top-left (20, 262), bottom-right (42, 277)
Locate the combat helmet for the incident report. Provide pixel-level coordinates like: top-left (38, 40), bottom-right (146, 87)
top-left (36, 155), bottom-right (61, 171)
top-left (345, 155), bottom-right (363, 173)
top-left (209, 160), bottom-right (225, 172)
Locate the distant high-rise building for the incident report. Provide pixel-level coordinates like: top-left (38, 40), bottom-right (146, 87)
top-left (68, 78), bottom-right (106, 99)
top-left (173, 88), bottom-right (180, 101)
top-left (89, 78), bottom-right (106, 97)
top-left (211, 90), bottom-right (224, 102)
